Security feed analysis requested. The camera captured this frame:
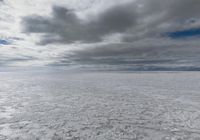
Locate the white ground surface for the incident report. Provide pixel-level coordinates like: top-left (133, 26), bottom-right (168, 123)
top-left (1, 70), bottom-right (200, 140)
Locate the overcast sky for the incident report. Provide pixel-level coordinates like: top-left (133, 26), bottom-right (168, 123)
top-left (0, 0), bottom-right (200, 70)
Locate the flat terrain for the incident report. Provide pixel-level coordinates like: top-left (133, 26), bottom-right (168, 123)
top-left (1, 70), bottom-right (200, 140)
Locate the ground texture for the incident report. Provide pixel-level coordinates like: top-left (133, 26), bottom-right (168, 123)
top-left (1, 71), bottom-right (200, 140)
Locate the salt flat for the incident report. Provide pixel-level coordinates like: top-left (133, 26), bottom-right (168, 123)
top-left (1, 70), bottom-right (200, 140)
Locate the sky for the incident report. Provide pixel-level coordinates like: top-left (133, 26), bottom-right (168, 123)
top-left (0, 0), bottom-right (200, 70)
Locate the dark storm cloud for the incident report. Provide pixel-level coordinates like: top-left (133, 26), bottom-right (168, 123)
top-left (69, 43), bottom-right (170, 65)
top-left (139, 0), bottom-right (200, 20)
top-left (164, 0), bottom-right (200, 19)
top-left (23, 4), bottom-right (137, 45)
top-left (63, 39), bottom-right (200, 70)
top-left (121, 0), bottom-right (200, 42)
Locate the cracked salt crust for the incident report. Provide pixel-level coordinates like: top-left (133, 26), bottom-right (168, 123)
top-left (0, 71), bottom-right (200, 140)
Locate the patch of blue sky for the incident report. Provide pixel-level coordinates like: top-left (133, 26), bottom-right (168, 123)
top-left (0, 39), bottom-right (11, 45)
top-left (167, 28), bottom-right (200, 39)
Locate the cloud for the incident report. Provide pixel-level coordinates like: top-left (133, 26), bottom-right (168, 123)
top-left (68, 38), bottom-right (200, 62)
top-left (58, 37), bottom-right (200, 70)
top-left (22, 3), bottom-right (137, 45)
top-left (22, 0), bottom-right (200, 45)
